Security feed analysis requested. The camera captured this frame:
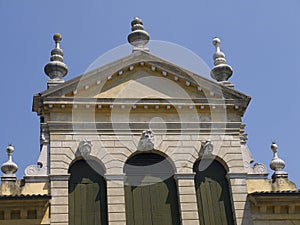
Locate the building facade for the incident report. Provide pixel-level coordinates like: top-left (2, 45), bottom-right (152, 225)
top-left (0, 17), bottom-right (299, 225)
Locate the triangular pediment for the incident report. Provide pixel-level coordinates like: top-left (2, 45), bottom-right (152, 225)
top-left (33, 51), bottom-right (250, 114)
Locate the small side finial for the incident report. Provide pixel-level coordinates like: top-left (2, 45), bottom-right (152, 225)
top-left (210, 37), bottom-right (233, 86)
top-left (44, 33), bottom-right (68, 88)
top-left (127, 17), bottom-right (150, 52)
top-left (269, 141), bottom-right (288, 180)
top-left (1, 145), bottom-right (18, 181)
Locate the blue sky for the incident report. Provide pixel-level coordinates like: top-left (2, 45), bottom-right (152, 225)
top-left (0, 1), bottom-right (299, 186)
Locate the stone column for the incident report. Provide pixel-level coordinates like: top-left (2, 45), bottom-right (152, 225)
top-left (50, 175), bottom-right (69, 225)
top-left (175, 173), bottom-right (200, 225)
top-left (105, 174), bottom-right (127, 225)
top-left (227, 173), bottom-right (253, 225)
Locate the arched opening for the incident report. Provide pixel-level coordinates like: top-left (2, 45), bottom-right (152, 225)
top-left (69, 159), bottom-right (108, 225)
top-left (193, 159), bottom-right (234, 225)
top-left (124, 152), bottom-right (180, 225)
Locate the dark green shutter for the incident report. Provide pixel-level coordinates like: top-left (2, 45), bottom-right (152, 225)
top-left (194, 159), bottom-right (234, 225)
top-left (69, 160), bottom-right (108, 225)
top-left (124, 153), bottom-right (180, 225)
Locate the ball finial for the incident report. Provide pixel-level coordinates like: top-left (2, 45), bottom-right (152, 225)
top-left (53, 33), bottom-right (62, 43)
top-left (271, 141), bottom-right (278, 153)
top-left (212, 37), bottom-right (221, 48)
top-left (6, 144), bottom-right (14, 154)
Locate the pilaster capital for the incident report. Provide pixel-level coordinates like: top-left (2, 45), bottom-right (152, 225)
top-left (226, 172), bottom-right (247, 180)
top-left (104, 173), bottom-right (125, 181)
top-left (49, 174), bottom-right (70, 181)
top-left (174, 172), bottom-right (196, 180)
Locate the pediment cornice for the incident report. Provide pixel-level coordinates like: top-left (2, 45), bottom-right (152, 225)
top-left (33, 51), bottom-right (250, 115)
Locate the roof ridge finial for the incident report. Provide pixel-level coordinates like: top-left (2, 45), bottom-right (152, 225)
top-left (1, 144), bottom-right (18, 181)
top-left (269, 141), bottom-right (288, 180)
top-left (44, 33), bottom-right (68, 88)
top-left (210, 37), bottom-right (233, 87)
top-left (127, 17), bottom-right (150, 52)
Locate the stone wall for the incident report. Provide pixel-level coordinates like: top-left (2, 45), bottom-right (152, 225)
top-left (47, 131), bottom-right (253, 225)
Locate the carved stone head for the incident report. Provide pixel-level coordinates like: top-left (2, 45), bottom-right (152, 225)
top-left (76, 140), bottom-right (92, 158)
top-left (137, 129), bottom-right (154, 151)
top-left (199, 141), bottom-right (213, 157)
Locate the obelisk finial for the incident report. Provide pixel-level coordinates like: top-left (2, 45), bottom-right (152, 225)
top-left (127, 17), bottom-right (150, 52)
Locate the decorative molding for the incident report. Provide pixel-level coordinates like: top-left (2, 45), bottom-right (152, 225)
top-left (240, 133), bottom-right (248, 144)
top-left (47, 122), bottom-right (242, 135)
top-left (24, 176), bottom-right (49, 183)
top-left (25, 125), bottom-right (49, 177)
top-left (227, 172), bottom-right (247, 179)
top-left (253, 163), bottom-right (268, 175)
top-left (49, 174), bottom-right (70, 181)
top-left (25, 164), bottom-right (47, 177)
top-left (241, 144), bottom-right (268, 176)
top-left (246, 174), bottom-right (269, 179)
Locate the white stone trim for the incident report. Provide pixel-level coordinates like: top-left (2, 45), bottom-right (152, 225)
top-left (104, 174), bottom-right (125, 181)
top-left (174, 172), bottom-right (196, 180)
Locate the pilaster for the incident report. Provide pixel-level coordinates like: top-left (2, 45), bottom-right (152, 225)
top-left (175, 173), bottom-right (200, 225)
top-left (50, 174), bottom-right (69, 225)
top-left (105, 174), bottom-right (127, 225)
top-left (227, 173), bottom-right (253, 225)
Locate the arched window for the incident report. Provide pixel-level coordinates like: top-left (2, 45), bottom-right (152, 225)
top-left (69, 159), bottom-right (108, 225)
top-left (124, 153), bottom-right (180, 225)
top-left (194, 159), bottom-right (234, 225)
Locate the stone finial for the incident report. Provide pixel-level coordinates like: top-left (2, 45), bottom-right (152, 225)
top-left (269, 142), bottom-right (298, 191)
top-left (127, 17), bottom-right (150, 52)
top-left (1, 145), bottom-right (18, 181)
top-left (210, 37), bottom-right (233, 85)
top-left (269, 142), bottom-right (288, 178)
top-left (44, 33), bottom-right (68, 88)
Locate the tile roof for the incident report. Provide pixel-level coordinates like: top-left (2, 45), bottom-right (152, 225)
top-left (250, 190), bottom-right (300, 196)
top-left (0, 194), bottom-right (50, 200)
